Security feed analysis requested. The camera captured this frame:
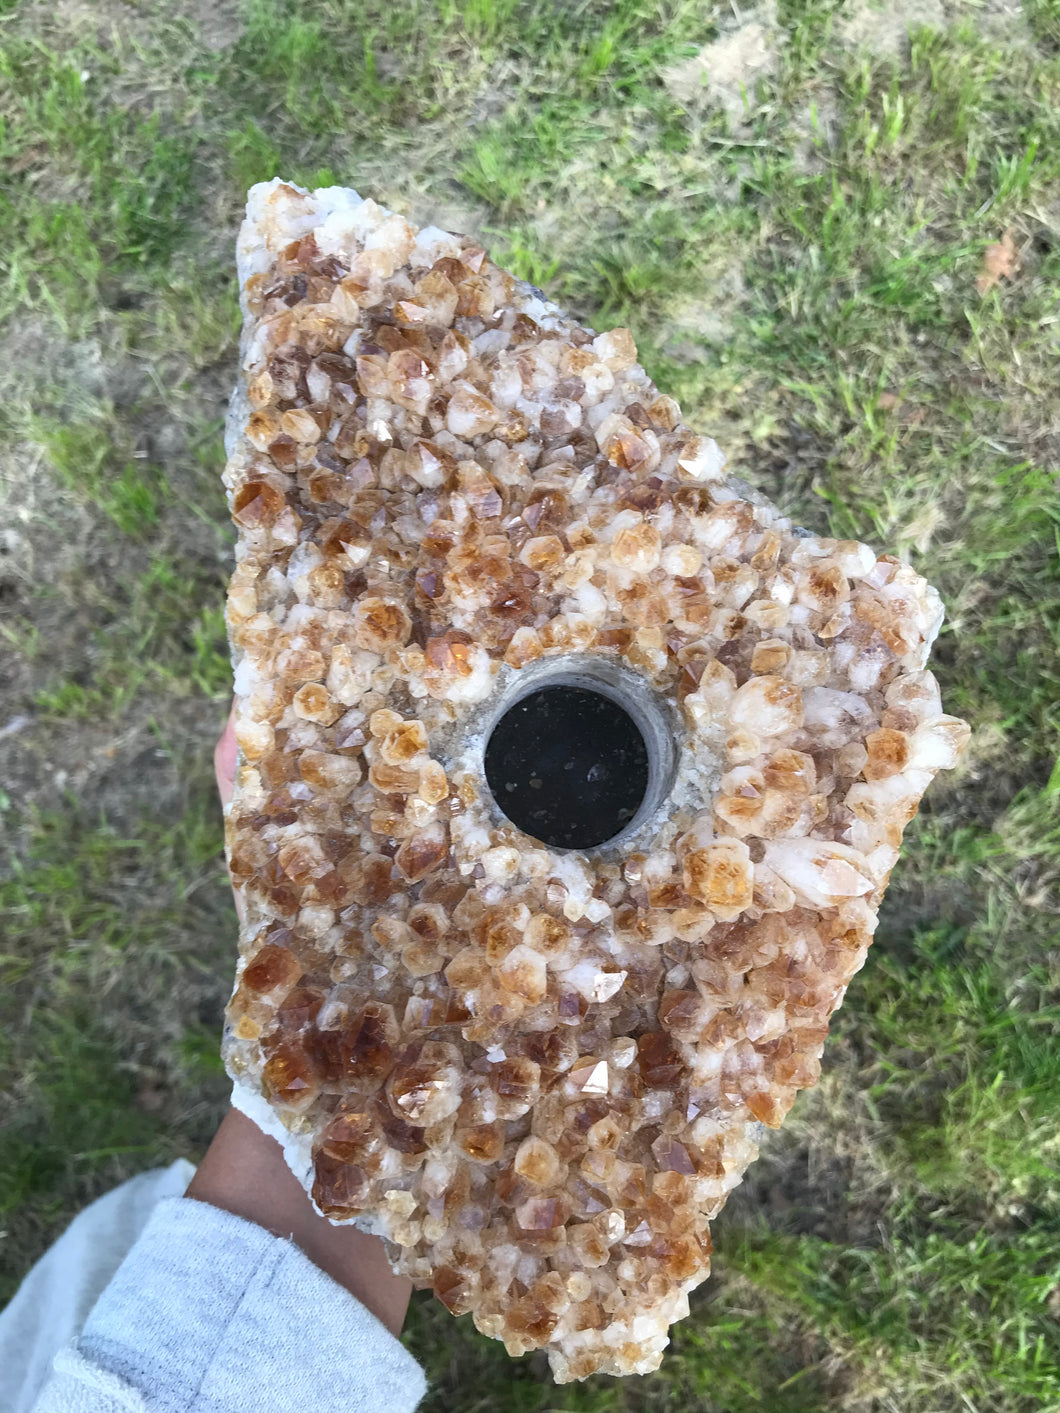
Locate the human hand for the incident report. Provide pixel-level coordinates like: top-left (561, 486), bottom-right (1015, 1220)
top-left (213, 700), bottom-right (238, 809)
top-left (214, 702), bottom-right (244, 921)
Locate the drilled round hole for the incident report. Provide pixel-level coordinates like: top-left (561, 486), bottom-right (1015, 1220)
top-left (484, 685), bottom-right (650, 850)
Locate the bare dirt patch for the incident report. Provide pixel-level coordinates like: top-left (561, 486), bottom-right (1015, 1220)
top-left (14, 0), bottom-right (243, 53)
top-left (946, 0), bottom-right (1032, 41)
top-left (663, 1), bottom-right (781, 125)
top-left (838, 0), bottom-right (946, 56)
top-left (661, 260), bottom-right (749, 358)
top-left (182, 0), bottom-right (243, 52)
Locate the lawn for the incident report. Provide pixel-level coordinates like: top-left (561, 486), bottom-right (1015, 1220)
top-left (1, 0), bottom-right (1058, 1408)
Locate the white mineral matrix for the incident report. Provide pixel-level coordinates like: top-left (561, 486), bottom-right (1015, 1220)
top-left (220, 179), bottom-right (970, 1381)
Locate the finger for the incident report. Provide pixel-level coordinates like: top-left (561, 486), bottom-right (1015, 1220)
top-left (215, 702), bottom-right (245, 922)
top-left (214, 701), bottom-right (238, 809)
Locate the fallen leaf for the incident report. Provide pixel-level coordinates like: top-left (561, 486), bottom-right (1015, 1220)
top-left (878, 391), bottom-right (901, 411)
top-left (976, 230), bottom-right (1018, 294)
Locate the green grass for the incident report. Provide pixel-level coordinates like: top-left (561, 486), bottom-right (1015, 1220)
top-left (28, 549), bottom-right (231, 719)
top-left (724, 1223), bottom-right (1060, 1408)
top-left (31, 418), bottom-right (165, 537)
top-left (0, 796), bottom-right (233, 1302)
top-left (1, 0), bottom-right (1059, 1408)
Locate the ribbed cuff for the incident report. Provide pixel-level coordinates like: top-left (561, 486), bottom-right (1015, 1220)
top-left (76, 1197), bottom-right (426, 1413)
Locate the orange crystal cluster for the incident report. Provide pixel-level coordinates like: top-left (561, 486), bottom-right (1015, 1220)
top-left (221, 180), bottom-right (969, 1381)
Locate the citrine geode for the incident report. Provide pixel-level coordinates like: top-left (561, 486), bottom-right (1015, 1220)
top-left (220, 179), bottom-right (969, 1381)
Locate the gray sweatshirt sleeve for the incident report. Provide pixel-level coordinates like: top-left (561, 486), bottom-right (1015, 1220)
top-left (28, 1197), bottom-right (427, 1413)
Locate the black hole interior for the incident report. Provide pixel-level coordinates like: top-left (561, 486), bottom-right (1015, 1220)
top-left (484, 685), bottom-right (650, 850)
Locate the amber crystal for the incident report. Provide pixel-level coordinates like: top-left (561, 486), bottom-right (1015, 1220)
top-left (221, 180), bottom-right (969, 1382)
